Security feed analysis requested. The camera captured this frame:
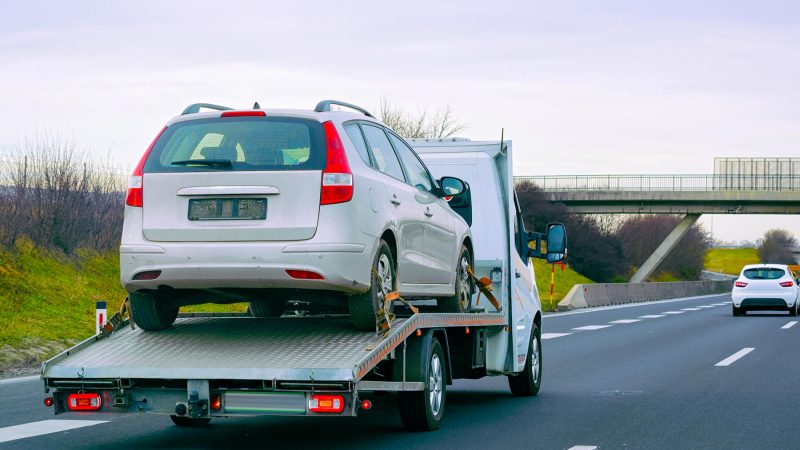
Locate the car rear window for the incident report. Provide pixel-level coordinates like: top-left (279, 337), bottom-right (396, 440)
top-left (742, 268), bottom-right (785, 280)
top-left (144, 117), bottom-right (325, 173)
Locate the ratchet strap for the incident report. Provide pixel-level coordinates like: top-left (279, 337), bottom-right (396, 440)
top-left (466, 265), bottom-right (502, 312)
top-left (100, 297), bottom-right (136, 337)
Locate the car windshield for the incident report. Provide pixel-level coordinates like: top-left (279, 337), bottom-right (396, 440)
top-left (742, 268), bottom-right (785, 280)
top-left (144, 117), bottom-right (325, 173)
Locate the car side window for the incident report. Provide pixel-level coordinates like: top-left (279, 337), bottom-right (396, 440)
top-left (361, 124), bottom-right (405, 182)
top-left (343, 124), bottom-right (372, 167)
top-left (388, 133), bottom-right (433, 192)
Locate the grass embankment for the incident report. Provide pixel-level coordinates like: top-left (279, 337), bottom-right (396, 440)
top-left (704, 248), bottom-right (759, 275)
top-left (532, 259), bottom-right (593, 312)
top-left (0, 241), bottom-right (246, 372)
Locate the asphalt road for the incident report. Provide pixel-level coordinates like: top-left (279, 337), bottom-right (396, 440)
top-left (2, 293), bottom-right (798, 449)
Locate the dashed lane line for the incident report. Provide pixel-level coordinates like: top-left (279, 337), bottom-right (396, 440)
top-left (609, 319), bottom-right (642, 324)
top-left (639, 314), bottom-right (665, 319)
top-left (0, 420), bottom-right (108, 444)
top-left (715, 348), bottom-right (755, 367)
top-left (568, 446), bottom-right (598, 450)
top-left (542, 333), bottom-right (572, 340)
top-left (662, 311), bottom-right (686, 315)
top-left (681, 307), bottom-right (701, 311)
top-left (698, 305), bottom-right (716, 308)
top-left (572, 325), bottom-right (613, 331)
top-left (782, 321), bottom-right (798, 330)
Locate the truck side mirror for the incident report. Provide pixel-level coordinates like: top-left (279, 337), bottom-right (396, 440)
top-left (437, 177), bottom-right (465, 197)
top-left (525, 222), bottom-right (567, 262)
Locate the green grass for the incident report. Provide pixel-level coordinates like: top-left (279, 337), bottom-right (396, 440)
top-left (533, 259), bottom-right (594, 312)
top-left (704, 248), bottom-right (759, 275)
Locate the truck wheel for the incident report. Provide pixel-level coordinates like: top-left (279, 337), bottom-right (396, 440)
top-left (249, 300), bottom-right (285, 318)
top-left (129, 292), bottom-right (179, 331)
top-left (437, 245), bottom-right (473, 313)
top-left (349, 240), bottom-right (395, 331)
top-left (397, 335), bottom-right (446, 431)
top-left (508, 323), bottom-right (542, 396)
top-left (170, 415), bottom-right (211, 426)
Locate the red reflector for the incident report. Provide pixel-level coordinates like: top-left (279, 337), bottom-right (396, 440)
top-left (221, 110), bottom-right (266, 117)
top-left (360, 399), bottom-right (372, 410)
top-left (67, 393), bottom-right (102, 411)
top-left (735, 281), bottom-right (748, 288)
top-left (211, 393), bottom-right (222, 411)
top-left (44, 397), bottom-right (54, 407)
top-left (308, 395), bottom-right (344, 413)
top-left (780, 281), bottom-right (794, 287)
top-left (286, 269), bottom-right (324, 280)
top-left (132, 270), bottom-right (162, 281)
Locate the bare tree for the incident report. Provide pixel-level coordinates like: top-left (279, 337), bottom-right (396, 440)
top-left (758, 229), bottom-right (798, 264)
top-left (377, 98), bottom-right (467, 139)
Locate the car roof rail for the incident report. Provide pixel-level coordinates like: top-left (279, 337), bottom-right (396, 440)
top-left (314, 100), bottom-right (374, 118)
top-left (181, 103), bottom-right (234, 115)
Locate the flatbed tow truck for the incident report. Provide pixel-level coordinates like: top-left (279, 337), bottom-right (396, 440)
top-left (40, 138), bottom-right (566, 431)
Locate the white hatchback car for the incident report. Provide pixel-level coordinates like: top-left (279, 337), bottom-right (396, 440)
top-left (731, 264), bottom-right (800, 316)
top-left (121, 100), bottom-right (473, 331)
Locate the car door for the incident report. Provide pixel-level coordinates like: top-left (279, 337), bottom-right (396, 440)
top-left (360, 124), bottom-right (427, 286)
top-left (388, 132), bottom-right (457, 285)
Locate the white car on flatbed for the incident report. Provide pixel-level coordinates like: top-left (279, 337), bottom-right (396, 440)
top-left (732, 264), bottom-right (800, 316)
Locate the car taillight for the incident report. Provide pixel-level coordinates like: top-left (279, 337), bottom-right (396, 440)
top-left (320, 121), bottom-right (353, 205)
top-left (126, 126), bottom-right (167, 207)
top-left (67, 393), bottom-right (102, 411)
top-left (220, 110), bottom-right (266, 117)
top-left (780, 281), bottom-right (794, 287)
top-left (735, 281), bottom-right (748, 288)
top-left (308, 394), bottom-right (344, 413)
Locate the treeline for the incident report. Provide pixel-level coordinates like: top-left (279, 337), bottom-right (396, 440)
top-left (0, 135), bottom-right (124, 253)
top-left (516, 182), bottom-right (712, 282)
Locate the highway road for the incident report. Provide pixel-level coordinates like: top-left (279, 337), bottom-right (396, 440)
top-left (1, 293), bottom-right (798, 449)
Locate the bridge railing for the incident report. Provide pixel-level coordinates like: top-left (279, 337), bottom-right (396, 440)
top-left (514, 175), bottom-right (800, 191)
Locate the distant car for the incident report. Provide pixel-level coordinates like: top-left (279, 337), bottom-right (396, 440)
top-left (120, 100), bottom-right (473, 331)
top-left (731, 264), bottom-right (800, 316)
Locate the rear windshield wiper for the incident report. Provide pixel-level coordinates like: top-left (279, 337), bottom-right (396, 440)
top-left (171, 159), bottom-right (233, 168)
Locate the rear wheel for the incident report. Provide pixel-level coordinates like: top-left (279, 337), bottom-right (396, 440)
top-left (397, 335), bottom-right (446, 431)
top-left (508, 323), bottom-right (542, 396)
top-left (437, 245), bottom-right (473, 313)
top-left (249, 299), bottom-right (286, 318)
top-left (170, 415), bottom-right (211, 427)
top-left (348, 240), bottom-right (395, 331)
top-left (789, 302), bottom-right (798, 317)
top-left (129, 292), bottom-right (179, 331)
top-left (732, 304), bottom-right (744, 316)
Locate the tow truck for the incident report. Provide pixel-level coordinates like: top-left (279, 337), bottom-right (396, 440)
top-left (40, 137), bottom-right (566, 431)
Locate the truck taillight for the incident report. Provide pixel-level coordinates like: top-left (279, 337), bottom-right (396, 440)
top-left (320, 121), bottom-right (353, 205)
top-left (67, 393), bottom-right (102, 411)
top-left (308, 394), bottom-right (344, 413)
top-left (780, 281), bottom-right (794, 287)
top-left (735, 281), bottom-right (748, 288)
top-left (126, 126), bottom-right (167, 207)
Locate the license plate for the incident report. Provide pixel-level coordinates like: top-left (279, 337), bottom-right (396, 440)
top-left (188, 198), bottom-right (267, 221)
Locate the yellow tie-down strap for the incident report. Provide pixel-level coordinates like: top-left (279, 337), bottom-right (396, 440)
top-left (466, 265), bottom-right (502, 312)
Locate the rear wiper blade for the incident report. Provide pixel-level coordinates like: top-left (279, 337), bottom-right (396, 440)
top-left (171, 159), bottom-right (233, 167)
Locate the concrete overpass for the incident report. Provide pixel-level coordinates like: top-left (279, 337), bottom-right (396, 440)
top-left (515, 174), bottom-right (800, 282)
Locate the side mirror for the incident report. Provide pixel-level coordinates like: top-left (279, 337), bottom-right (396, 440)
top-left (438, 177), bottom-right (465, 197)
top-left (527, 222), bottom-right (567, 262)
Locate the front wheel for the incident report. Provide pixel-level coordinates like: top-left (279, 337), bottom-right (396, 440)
top-left (129, 292), bottom-right (179, 331)
top-left (508, 323), bottom-right (542, 396)
top-left (348, 240), bottom-right (395, 331)
top-left (437, 245), bottom-right (473, 313)
top-left (397, 335), bottom-right (446, 431)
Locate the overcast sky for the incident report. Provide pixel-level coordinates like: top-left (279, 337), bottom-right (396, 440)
top-left (0, 0), bottom-right (798, 243)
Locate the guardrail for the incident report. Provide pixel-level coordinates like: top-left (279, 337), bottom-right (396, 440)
top-left (515, 175), bottom-right (800, 191)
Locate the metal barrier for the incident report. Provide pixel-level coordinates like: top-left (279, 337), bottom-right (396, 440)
top-left (515, 175), bottom-right (800, 191)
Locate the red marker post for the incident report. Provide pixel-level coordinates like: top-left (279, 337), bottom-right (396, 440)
top-left (95, 301), bottom-right (107, 335)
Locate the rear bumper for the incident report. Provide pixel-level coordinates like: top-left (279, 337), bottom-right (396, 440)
top-left (731, 292), bottom-right (796, 310)
top-left (120, 241), bottom-right (372, 294)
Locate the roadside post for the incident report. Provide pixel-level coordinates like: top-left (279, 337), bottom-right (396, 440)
top-left (95, 301), bottom-right (107, 335)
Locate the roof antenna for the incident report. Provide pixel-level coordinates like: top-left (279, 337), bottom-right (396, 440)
top-left (253, 101), bottom-right (261, 109)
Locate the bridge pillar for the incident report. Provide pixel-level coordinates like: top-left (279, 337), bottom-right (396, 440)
top-left (630, 213), bottom-right (702, 283)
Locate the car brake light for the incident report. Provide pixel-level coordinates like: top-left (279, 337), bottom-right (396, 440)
top-left (67, 393), bottom-right (102, 411)
top-left (780, 281), bottom-right (794, 287)
top-left (286, 269), bottom-right (324, 280)
top-left (220, 110), bottom-right (266, 117)
top-left (308, 395), bottom-right (344, 413)
top-left (735, 281), bottom-right (748, 288)
top-left (126, 126), bottom-right (167, 207)
top-left (320, 121), bottom-right (353, 205)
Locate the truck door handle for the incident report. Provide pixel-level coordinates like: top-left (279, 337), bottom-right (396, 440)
top-left (515, 270), bottom-right (521, 278)
top-left (391, 195), bottom-right (401, 205)
top-left (424, 207), bottom-right (433, 217)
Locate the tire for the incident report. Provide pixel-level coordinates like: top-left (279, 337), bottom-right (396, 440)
top-left (732, 304), bottom-right (744, 316)
top-left (437, 245), bottom-right (473, 313)
top-left (348, 240), bottom-right (395, 331)
top-left (508, 323), bottom-right (542, 396)
top-left (249, 300), bottom-right (285, 318)
top-left (170, 415), bottom-right (211, 426)
top-left (397, 335), bottom-right (446, 431)
top-left (129, 292), bottom-right (179, 331)
top-left (789, 303), bottom-right (798, 317)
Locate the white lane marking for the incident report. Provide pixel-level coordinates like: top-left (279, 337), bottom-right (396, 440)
top-left (662, 311), bottom-right (686, 315)
top-left (568, 446), bottom-right (598, 450)
top-left (715, 348), bottom-right (755, 367)
top-left (0, 375), bottom-right (39, 385)
top-left (544, 293), bottom-right (729, 318)
top-left (542, 332), bottom-right (572, 340)
top-left (713, 302), bottom-right (730, 306)
top-left (609, 319), bottom-right (642, 324)
top-left (0, 420), bottom-right (108, 444)
top-left (639, 314), bottom-right (665, 319)
top-left (698, 305), bottom-right (716, 308)
top-left (681, 307), bottom-right (701, 311)
top-left (572, 325), bottom-right (612, 331)
top-left (782, 321), bottom-right (798, 330)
